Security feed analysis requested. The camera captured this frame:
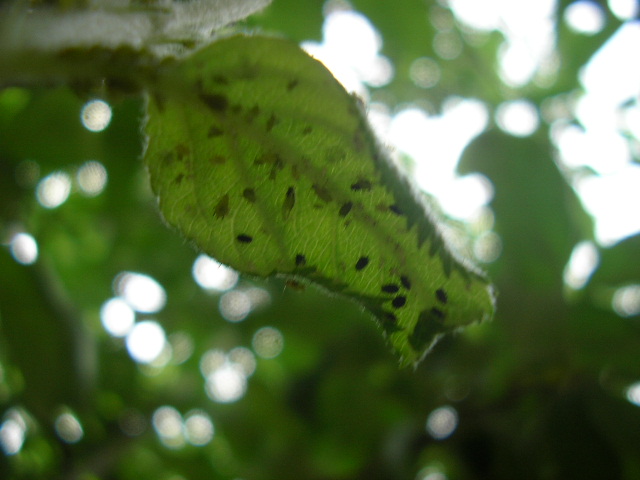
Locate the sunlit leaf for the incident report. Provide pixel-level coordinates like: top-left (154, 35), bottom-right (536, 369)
top-left (145, 35), bottom-right (494, 366)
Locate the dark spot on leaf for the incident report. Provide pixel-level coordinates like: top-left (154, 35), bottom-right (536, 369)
top-left (214, 194), bottom-right (229, 219)
top-left (409, 309), bottom-right (446, 352)
top-left (200, 93), bottom-right (228, 113)
top-left (266, 114), bottom-right (279, 132)
top-left (312, 184), bottom-right (332, 203)
top-left (295, 254), bottom-right (306, 266)
top-left (355, 256), bottom-right (369, 271)
top-left (351, 178), bottom-right (372, 191)
top-left (285, 279), bottom-right (305, 291)
top-left (381, 284), bottom-right (400, 294)
top-left (243, 188), bottom-right (256, 203)
top-left (389, 204), bottom-right (403, 215)
top-left (211, 75), bottom-right (229, 85)
top-left (392, 296), bottom-right (407, 309)
top-left (302, 126), bottom-right (313, 135)
top-left (175, 144), bottom-right (190, 160)
top-left (381, 311), bottom-right (402, 335)
top-left (162, 151), bottom-right (176, 164)
top-left (245, 105), bottom-right (260, 122)
top-left (287, 79), bottom-right (299, 91)
top-left (254, 152), bottom-right (285, 180)
top-left (431, 307), bottom-right (445, 319)
top-left (339, 202), bottom-right (353, 217)
top-left (208, 125), bottom-right (223, 137)
top-left (283, 186), bottom-right (295, 218)
top-left (237, 234), bottom-right (253, 243)
top-left (210, 155), bottom-right (226, 165)
top-left (435, 288), bottom-right (448, 304)
top-left (400, 275), bottom-right (411, 290)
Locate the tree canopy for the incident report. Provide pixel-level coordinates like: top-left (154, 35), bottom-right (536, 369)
top-left (1, 1), bottom-right (640, 479)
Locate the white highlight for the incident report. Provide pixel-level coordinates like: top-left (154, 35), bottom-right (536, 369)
top-left (0, 409), bottom-right (27, 456)
top-left (219, 290), bottom-right (252, 322)
top-left (152, 406), bottom-right (184, 448)
top-left (81, 100), bottom-right (112, 132)
top-left (77, 160), bottom-right (108, 196)
top-left (612, 285), bottom-right (640, 317)
top-left (252, 326), bottom-right (284, 359)
top-left (126, 320), bottom-right (167, 364)
top-left (54, 412), bottom-right (84, 444)
top-left (116, 272), bottom-right (166, 313)
top-left (37, 171), bottom-right (71, 208)
top-left (184, 410), bottom-right (214, 446)
top-left (10, 232), bottom-right (38, 265)
top-left (573, 167), bottom-right (640, 245)
top-left (626, 382), bottom-right (640, 406)
top-left (563, 241), bottom-right (599, 290)
top-left (302, 8), bottom-right (393, 95)
top-left (192, 254), bottom-right (239, 291)
top-left (608, 0), bottom-right (639, 20)
top-left (205, 362), bottom-right (247, 403)
top-left (496, 100), bottom-right (539, 137)
top-left (100, 297), bottom-right (135, 337)
top-left (426, 406), bottom-right (459, 440)
top-left (564, 1), bottom-right (606, 35)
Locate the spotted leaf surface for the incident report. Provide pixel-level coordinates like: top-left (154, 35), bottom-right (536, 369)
top-left (144, 35), bottom-right (494, 366)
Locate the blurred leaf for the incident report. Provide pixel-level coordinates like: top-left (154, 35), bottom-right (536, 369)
top-left (589, 234), bottom-right (640, 287)
top-left (459, 129), bottom-right (590, 295)
top-left (0, 253), bottom-right (81, 418)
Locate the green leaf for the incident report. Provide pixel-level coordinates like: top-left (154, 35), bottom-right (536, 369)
top-left (144, 34), bottom-right (494, 366)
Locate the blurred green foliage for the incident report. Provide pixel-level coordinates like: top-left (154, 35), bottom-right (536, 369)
top-left (2, 1), bottom-right (640, 479)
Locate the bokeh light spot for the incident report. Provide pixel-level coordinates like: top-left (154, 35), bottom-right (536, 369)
top-left (184, 410), bottom-right (214, 446)
top-left (564, 1), bottom-right (606, 35)
top-left (563, 241), bottom-right (599, 289)
top-left (252, 327), bottom-right (284, 359)
top-left (0, 409), bottom-right (26, 456)
top-left (205, 363), bottom-right (247, 403)
top-left (36, 171), bottom-right (71, 208)
top-left (612, 284), bottom-right (640, 317)
top-left (608, 0), bottom-right (639, 20)
top-left (410, 57), bottom-right (441, 89)
top-left (54, 412), bottom-right (83, 444)
top-left (228, 347), bottom-right (257, 376)
top-left (192, 254), bottom-right (239, 291)
top-left (126, 320), bottom-right (167, 364)
top-left (496, 100), bottom-right (540, 137)
top-left (116, 272), bottom-right (167, 313)
top-left (77, 160), bottom-right (108, 196)
top-left (426, 405), bottom-right (459, 440)
top-left (473, 231), bottom-right (502, 264)
top-left (433, 31), bottom-right (463, 60)
top-left (625, 381), bottom-right (640, 406)
top-left (200, 349), bottom-right (227, 377)
top-left (152, 406), bottom-right (185, 449)
top-left (81, 99), bottom-right (112, 132)
top-left (100, 297), bottom-right (135, 337)
top-left (168, 332), bottom-right (194, 365)
top-left (10, 232), bottom-right (38, 265)
top-left (219, 290), bottom-right (252, 322)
